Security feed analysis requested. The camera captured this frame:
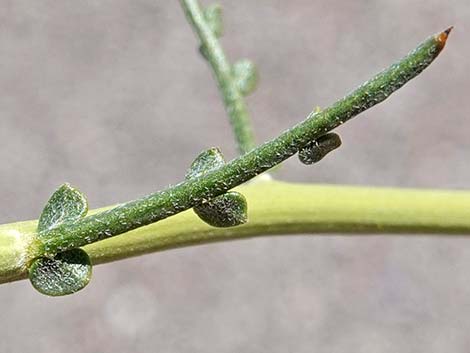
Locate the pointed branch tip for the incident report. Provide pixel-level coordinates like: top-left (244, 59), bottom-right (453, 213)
top-left (435, 26), bottom-right (453, 50)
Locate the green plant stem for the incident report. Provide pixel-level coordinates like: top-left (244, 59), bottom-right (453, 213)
top-left (180, 0), bottom-right (256, 154)
top-left (3, 181), bottom-right (470, 284)
top-left (36, 28), bottom-right (451, 257)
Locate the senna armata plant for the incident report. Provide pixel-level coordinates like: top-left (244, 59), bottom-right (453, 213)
top-left (0, 0), bottom-right (460, 296)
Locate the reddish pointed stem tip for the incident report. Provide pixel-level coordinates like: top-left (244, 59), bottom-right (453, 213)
top-left (435, 26), bottom-right (453, 50)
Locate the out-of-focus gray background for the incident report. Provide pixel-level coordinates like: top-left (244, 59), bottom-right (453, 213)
top-left (0, 0), bottom-right (469, 352)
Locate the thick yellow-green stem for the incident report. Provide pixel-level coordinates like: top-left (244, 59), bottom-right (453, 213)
top-left (2, 180), bottom-right (470, 285)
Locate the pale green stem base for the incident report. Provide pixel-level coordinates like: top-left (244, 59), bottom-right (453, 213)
top-left (2, 181), bottom-right (470, 284)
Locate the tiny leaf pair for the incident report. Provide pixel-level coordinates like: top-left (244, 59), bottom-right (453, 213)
top-left (29, 184), bottom-right (92, 296)
top-left (187, 148), bottom-right (247, 227)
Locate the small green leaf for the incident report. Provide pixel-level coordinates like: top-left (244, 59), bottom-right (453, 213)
top-left (194, 191), bottom-right (247, 227)
top-left (186, 147), bottom-right (225, 179)
top-left (232, 59), bottom-right (258, 96)
top-left (29, 248), bottom-right (92, 297)
top-left (204, 4), bottom-right (223, 38)
top-left (298, 133), bottom-right (342, 165)
top-left (38, 183), bottom-right (88, 234)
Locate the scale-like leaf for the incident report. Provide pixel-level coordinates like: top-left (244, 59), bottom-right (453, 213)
top-left (186, 147), bottom-right (225, 179)
top-left (194, 191), bottom-right (247, 227)
top-left (38, 183), bottom-right (88, 235)
top-left (204, 4), bottom-right (223, 38)
top-left (232, 59), bottom-right (258, 96)
top-left (29, 249), bottom-right (92, 297)
top-left (298, 133), bottom-right (342, 165)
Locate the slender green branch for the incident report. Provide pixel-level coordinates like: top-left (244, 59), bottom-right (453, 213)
top-left (180, 0), bottom-right (257, 154)
top-left (32, 28), bottom-right (451, 258)
top-left (4, 181), bottom-right (470, 284)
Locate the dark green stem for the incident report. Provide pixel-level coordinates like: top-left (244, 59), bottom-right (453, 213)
top-left (180, 0), bottom-right (257, 154)
top-left (39, 28), bottom-right (451, 256)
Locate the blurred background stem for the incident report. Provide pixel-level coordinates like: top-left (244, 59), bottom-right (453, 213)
top-left (180, 0), bottom-right (257, 154)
